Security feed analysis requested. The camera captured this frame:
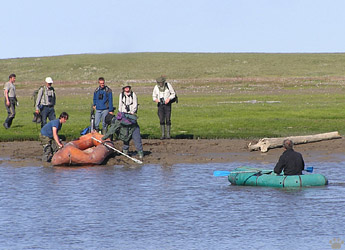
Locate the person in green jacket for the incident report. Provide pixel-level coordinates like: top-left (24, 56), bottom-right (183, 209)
top-left (102, 112), bottom-right (144, 159)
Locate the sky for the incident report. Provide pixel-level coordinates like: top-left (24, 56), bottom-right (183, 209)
top-left (1, 0), bottom-right (345, 59)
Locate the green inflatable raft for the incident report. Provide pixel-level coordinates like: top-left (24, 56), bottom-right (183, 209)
top-left (228, 166), bottom-right (328, 188)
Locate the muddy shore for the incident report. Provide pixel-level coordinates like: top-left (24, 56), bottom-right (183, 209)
top-left (1, 137), bottom-right (344, 167)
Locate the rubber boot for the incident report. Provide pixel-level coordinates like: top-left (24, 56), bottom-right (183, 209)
top-left (166, 125), bottom-right (171, 139)
top-left (7, 117), bottom-right (14, 128)
top-left (101, 128), bottom-right (107, 135)
top-left (138, 150), bottom-right (144, 159)
top-left (160, 125), bottom-right (165, 140)
top-left (42, 144), bottom-right (52, 162)
top-left (3, 122), bottom-right (9, 129)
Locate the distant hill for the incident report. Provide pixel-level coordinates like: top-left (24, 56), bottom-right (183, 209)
top-left (1, 52), bottom-right (345, 83)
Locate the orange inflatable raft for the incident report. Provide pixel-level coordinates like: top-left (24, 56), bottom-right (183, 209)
top-left (51, 132), bottom-right (113, 166)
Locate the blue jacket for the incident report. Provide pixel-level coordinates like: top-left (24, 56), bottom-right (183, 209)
top-left (93, 86), bottom-right (114, 111)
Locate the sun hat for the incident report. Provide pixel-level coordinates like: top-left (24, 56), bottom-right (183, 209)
top-left (156, 76), bottom-right (166, 83)
top-left (45, 77), bottom-right (53, 84)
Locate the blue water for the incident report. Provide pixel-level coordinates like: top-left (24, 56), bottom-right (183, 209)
top-left (0, 161), bottom-right (344, 250)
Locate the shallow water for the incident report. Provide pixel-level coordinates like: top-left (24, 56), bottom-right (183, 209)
top-left (0, 161), bottom-right (344, 250)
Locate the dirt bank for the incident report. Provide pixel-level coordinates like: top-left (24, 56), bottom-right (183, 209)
top-left (1, 137), bottom-right (344, 167)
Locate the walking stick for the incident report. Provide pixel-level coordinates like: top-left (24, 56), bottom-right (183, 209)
top-left (91, 137), bottom-right (143, 164)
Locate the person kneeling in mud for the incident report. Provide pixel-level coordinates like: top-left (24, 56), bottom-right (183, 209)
top-left (102, 112), bottom-right (144, 159)
top-left (40, 112), bottom-right (69, 162)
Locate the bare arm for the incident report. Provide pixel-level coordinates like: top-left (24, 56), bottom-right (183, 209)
top-left (52, 127), bottom-right (63, 148)
top-left (4, 89), bottom-right (9, 106)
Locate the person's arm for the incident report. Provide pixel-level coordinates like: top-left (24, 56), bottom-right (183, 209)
top-left (4, 89), bottom-right (9, 106)
top-left (152, 86), bottom-right (159, 103)
top-left (131, 92), bottom-right (138, 114)
top-left (165, 82), bottom-right (176, 104)
top-left (301, 154), bottom-right (305, 171)
top-left (118, 93), bottom-right (123, 113)
top-left (274, 155), bottom-right (285, 174)
top-left (52, 126), bottom-right (63, 148)
top-left (101, 120), bottom-right (121, 140)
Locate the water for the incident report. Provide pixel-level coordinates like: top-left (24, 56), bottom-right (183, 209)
top-left (0, 161), bottom-right (344, 250)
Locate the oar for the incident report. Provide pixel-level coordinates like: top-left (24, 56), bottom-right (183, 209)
top-left (91, 137), bottom-right (143, 164)
top-left (213, 170), bottom-right (271, 177)
top-left (213, 167), bottom-right (313, 177)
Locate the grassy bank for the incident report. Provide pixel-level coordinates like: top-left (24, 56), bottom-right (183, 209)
top-left (1, 53), bottom-right (345, 141)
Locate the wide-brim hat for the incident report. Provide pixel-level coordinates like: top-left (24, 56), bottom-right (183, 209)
top-left (156, 76), bottom-right (166, 83)
top-left (121, 83), bottom-right (131, 90)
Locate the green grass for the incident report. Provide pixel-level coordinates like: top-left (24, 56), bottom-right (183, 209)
top-left (1, 91), bottom-right (344, 141)
top-left (3, 53), bottom-right (345, 82)
top-left (1, 53), bottom-right (345, 141)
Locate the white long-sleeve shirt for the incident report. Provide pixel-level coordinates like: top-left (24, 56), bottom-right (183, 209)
top-left (118, 91), bottom-right (138, 114)
top-left (152, 82), bottom-right (176, 102)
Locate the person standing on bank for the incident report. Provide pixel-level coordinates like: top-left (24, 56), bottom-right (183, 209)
top-left (93, 77), bottom-right (114, 134)
top-left (113, 84), bottom-right (143, 158)
top-left (274, 139), bottom-right (305, 175)
top-left (40, 112), bottom-right (69, 162)
top-left (35, 77), bottom-right (56, 128)
top-left (3, 73), bottom-right (17, 129)
top-left (152, 76), bottom-right (176, 139)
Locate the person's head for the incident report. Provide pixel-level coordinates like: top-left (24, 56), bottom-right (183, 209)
top-left (45, 77), bottom-right (53, 86)
top-left (283, 139), bottom-right (293, 150)
top-left (98, 77), bottom-right (105, 88)
top-left (59, 112), bottom-right (69, 123)
top-left (156, 76), bottom-right (166, 87)
top-left (9, 74), bottom-right (16, 83)
top-left (122, 83), bottom-right (131, 93)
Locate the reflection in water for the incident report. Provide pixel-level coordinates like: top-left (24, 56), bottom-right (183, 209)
top-left (0, 162), bottom-right (344, 250)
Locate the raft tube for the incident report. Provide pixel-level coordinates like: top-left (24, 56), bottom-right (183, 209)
top-left (228, 166), bottom-right (328, 188)
top-left (51, 132), bottom-right (113, 166)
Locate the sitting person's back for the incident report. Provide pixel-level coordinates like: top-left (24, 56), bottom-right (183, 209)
top-left (274, 139), bottom-right (305, 175)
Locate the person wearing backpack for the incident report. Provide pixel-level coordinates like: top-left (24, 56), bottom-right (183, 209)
top-left (93, 77), bottom-right (114, 134)
top-left (3, 73), bottom-right (17, 129)
top-left (119, 84), bottom-right (138, 114)
top-left (35, 77), bottom-right (56, 128)
top-left (152, 76), bottom-right (176, 139)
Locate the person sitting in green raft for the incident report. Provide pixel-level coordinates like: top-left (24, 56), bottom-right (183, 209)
top-left (274, 139), bottom-right (305, 175)
top-left (102, 112), bottom-right (144, 159)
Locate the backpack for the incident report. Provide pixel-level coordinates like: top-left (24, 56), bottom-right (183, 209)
top-left (32, 86), bottom-right (44, 107)
top-left (32, 86), bottom-right (55, 108)
top-left (166, 83), bottom-right (178, 104)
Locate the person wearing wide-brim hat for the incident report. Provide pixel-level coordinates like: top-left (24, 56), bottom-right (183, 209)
top-left (152, 76), bottom-right (176, 139)
top-left (119, 83), bottom-right (137, 114)
top-left (35, 77), bottom-right (57, 128)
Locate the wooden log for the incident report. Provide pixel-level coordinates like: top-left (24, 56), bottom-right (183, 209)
top-left (248, 131), bottom-right (342, 152)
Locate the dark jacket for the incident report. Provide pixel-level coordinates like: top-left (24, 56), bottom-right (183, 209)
top-left (274, 149), bottom-right (305, 175)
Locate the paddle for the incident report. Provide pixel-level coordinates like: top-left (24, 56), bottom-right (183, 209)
top-left (213, 167), bottom-right (313, 177)
top-left (91, 137), bottom-right (143, 164)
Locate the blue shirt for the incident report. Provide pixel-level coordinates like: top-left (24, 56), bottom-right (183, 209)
top-left (93, 86), bottom-right (114, 111)
top-left (40, 119), bottom-right (62, 138)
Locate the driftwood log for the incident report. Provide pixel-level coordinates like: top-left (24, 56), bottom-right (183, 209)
top-left (248, 131), bottom-right (342, 152)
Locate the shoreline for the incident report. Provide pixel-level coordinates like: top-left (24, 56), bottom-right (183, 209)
top-left (1, 137), bottom-right (345, 167)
